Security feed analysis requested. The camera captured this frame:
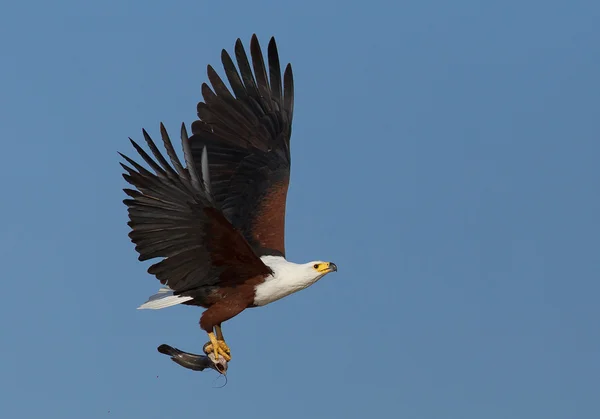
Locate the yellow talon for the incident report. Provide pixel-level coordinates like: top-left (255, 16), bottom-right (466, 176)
top-left (204, 331), bottom-right (231, 362)
top-left (217, 339), bottom-right (230, 354)
top-left (215, 325), bottom-right (225, 341)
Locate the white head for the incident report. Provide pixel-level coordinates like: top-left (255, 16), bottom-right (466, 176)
top-left (254, 257), bottom-right (338, 306)
top-left (278, 260), bottom-right (338, 283)
top-left (306, 261), bottom-right (338, 277)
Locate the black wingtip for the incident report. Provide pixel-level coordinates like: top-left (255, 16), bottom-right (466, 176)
top-left (180, 122), bottom-right (189, 139)
top-left (141, 128), bottom-right (153, 143)
top-left (128, 137), bottom-right (143, 151)
top-left (250, 33), bottom-right (260, 50)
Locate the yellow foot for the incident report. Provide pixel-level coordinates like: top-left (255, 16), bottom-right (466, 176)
top-left (203, 332), bottom-right (231, 362)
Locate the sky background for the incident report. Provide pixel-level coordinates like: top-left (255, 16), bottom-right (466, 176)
top-left (1, 1), bottom-right (598, 418)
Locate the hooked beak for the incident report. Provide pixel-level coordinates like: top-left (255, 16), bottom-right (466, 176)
top-left (316, 262), bottom-right (338, 274)
top-left (324, 262), bottom-right (337, 273)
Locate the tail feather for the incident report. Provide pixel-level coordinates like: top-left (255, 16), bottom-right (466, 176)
top-left (137, 287), bottom-right (193, 309)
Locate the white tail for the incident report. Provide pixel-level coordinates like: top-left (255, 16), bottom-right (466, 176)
top-left (137, 287), bottom-right (194, 310)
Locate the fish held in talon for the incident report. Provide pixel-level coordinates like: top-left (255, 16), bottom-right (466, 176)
top-left (158, 344), bottom-right (228, 374)
top-left (121, 34), bottom-right (338, 372)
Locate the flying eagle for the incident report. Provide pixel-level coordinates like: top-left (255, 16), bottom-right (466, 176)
top-left (120, 35), bottom-right (337, 363)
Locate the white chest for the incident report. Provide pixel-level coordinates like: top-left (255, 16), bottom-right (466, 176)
top-left (253, 275), bottom-right (310, 306)
top-left (252, 256), bottom-right (323, 306)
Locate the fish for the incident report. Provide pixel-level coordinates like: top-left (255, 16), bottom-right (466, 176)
top-left (157, 344), bottom-right (228, 374)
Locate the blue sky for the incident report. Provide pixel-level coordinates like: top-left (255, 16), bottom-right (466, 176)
top-left (1, 0), bottom-right (598, 418)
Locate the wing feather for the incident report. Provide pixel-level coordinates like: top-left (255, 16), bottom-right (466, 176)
top-left (159, 123), bottom-right (188, 178)
top-left (268, 37), bottom-right (283, 104)
top-left (249, 35), bottom-right (272, 113)
top-left (221, 49), bottom-right (247, 99)
top-left (120, 125), bottom-right (271, 295)
top-left (189, 35), bottom-right (294, 257)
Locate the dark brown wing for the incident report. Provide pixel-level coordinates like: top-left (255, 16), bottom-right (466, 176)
top-left (120, 123), bottom-right (271, 296)
top-left (189, 34), bottom-right (294, 257)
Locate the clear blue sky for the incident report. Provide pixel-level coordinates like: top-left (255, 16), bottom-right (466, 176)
top-left (1, 1), bottom-right (598, 418)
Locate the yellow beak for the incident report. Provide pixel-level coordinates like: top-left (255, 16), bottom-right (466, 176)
top-left (318, 262), bottom-right (338, 273)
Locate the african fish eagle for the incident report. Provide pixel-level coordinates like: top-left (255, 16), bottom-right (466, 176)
top-left (120, 34), bottom-right (337, 363)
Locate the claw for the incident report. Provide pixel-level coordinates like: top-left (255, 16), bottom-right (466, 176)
top-left (203, 332), bottom-right (231, 362)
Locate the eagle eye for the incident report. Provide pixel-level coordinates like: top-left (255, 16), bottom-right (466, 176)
top-left (313, 264), bottom-right (319, 269)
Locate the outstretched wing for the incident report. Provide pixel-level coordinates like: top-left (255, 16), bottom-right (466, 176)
top-left (120, 124), bottom-right (272, 295)
top-left (189, 34), bottom-right (294, 257)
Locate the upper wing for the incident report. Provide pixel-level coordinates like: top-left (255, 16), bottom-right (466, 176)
top-left (120, 124), bottom-right (271, 294)
top-left (189, 34), bottom-right (294, 257)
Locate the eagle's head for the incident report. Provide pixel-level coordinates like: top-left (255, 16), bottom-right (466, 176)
top-left (310, 261), bottom-right (338, 275)
top-left (252, 258), bottom-right (338, 306)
